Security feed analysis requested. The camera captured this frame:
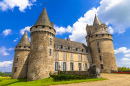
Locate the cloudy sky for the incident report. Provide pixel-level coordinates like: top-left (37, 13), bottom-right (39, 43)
top-left (0, 0), bottom-right (130, 72)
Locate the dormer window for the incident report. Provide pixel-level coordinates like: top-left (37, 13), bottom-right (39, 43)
top-left (49, 27), bottom-right (51, 29)
top-left (82, 49), bottom-right (84, 52)
top-left (55, 45), bottom-right (58, 49)
top-left (63, 46), bottom-right (65, 50)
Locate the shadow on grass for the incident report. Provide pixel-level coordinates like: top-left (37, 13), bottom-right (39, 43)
top-left (2, 79), bottom-right (27, 86)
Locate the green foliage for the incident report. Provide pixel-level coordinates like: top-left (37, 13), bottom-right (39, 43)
top-left (51, 74), bottom-right (90, 81)
top-left (118, 67), bottom-right (130, 72)
top-left (0, 71), bottom-right (3, 76)
top-left (0, 76), bottom-right (106, 86)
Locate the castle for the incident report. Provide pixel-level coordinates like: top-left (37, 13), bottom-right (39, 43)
top-left (11, 7), bottom-right (118, 81)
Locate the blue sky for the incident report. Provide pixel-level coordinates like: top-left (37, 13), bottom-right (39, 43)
top-left (0, 0), bottom-right (130, 72)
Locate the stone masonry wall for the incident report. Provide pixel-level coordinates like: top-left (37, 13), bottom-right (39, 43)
top-left (11, 50), bottom-right (30, 79)
top-left (27, 29), bottom-right (55, 81)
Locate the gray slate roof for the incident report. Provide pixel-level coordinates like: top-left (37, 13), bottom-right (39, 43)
top-left (34, 7), bottom-right (53, 28)
top-left (93, 14), bottom-right (102, 26)
top-left (55, 38), bottom-right (87, 49)
top-left (16, 31), bottom-right (30, 47)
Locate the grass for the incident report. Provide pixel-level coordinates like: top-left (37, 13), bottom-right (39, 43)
top-left (0, 76), bottom-right (107, 86)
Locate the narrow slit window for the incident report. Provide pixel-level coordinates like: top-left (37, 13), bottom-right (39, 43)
top-left (49, 49), bottom-right (52, 55)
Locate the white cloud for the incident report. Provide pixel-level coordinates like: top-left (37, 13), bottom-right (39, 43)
top-left (8, 48), bottom-right (14, 51)
top-left (0, 46), bottom-right (9, 56)
top-left (0, 0), bottom-right (36, 12)
top-left (55, 0), bottom-right (130, 44)
top-left (54, 25), bottom-right (73, 35)
top-left (55, 8), bottom-right (96, 44)
top-left (13, 38), bottom-right (18, 42)
top-left (0, 60), bottom-right (13, 72)
top-left (125, 54), bottom-right (130, 57)
top-left (97, 0), bottom-right (130, 34)
top-left (120, 58), bottom-right (130, 67)
top-left (20, 26), bottom-right (31, 35)
top-left (2, 29), bottom-right (12, 36)
top-left (114, 47), bottom-right (130, 54)
top-left (108, 26), bottom-right (114, 34)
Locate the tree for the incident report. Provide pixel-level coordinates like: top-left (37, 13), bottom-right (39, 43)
top-left (0, 71), bottom-right (3, 76)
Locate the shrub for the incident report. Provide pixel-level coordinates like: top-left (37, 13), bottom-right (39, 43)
top-left (50, 74), bottom-right (89, 81)
top-left (118, 67), bottom-right (130, 72)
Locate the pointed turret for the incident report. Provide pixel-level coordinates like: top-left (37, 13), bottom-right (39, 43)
top-left (16, 31), bottom-right (30, 47)
top-left (93, 14), bottom-right (102, 26)
top-left (34, 7), bottom-right (52, 28)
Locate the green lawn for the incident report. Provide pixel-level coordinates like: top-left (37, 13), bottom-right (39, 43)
top-left (0, 76), bottom-right (107, 86)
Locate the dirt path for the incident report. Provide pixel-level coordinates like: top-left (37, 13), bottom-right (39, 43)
top-left (51, 73), bottom-right (130, 86)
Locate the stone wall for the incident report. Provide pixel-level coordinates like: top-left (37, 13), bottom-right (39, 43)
top-left (27, 26), bottom-right (55, 81)
top-left (86, 24), bottom-right (118, 73)
top-left (11, 50), bottom-right (30, 79)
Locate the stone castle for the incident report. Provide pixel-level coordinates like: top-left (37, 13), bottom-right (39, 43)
top-left (11, 7), bottom-right (118, 81)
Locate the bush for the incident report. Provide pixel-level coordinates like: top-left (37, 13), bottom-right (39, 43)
top-left (118, 67), bottom-right (130, 72)
top-left (50, 74), bottom-right (89, 81)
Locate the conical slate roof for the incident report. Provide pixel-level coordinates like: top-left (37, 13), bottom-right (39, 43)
top-left (16, 31), bottom-right (30, 47)
top-left (93, 14), bottom-right (102, 26)
top-left (34, 7), bottom-right (52, 27)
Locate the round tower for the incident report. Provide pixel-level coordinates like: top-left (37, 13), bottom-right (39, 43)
top-left (11, 31), bottom-right (30, 79)
top-left (86, 15), bottom-right (117, 73)
top-left (27, 7), bottom-right (56, 81)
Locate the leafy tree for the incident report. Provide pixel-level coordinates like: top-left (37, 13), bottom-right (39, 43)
top-left (0, 71), bottom-right (3, 76)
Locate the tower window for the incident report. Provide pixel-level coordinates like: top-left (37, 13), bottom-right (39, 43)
top-left (49, 49), bottom-right (52, 56)
top-left (49, 27), bottom-right (51, 29)
top-left (50, 38), bottom-right (52, 45)
top-left (24, 46), bottom-right (26, 48)
top-left (36, 26), bottom-right (37, 28)
top-left (14, 67), bottom-right (17, 72)
top-left (42, 26), bottom-right (45, 28)
top-left (101, 64), bottom-right (104, 69)
top-left (98, 48), bottom-right (101, 53)
top-left (70, 62), bottom-right (74, 71)
top-left (16, 58), bottom-right (18, 63)
top-left (95, 28), bottom-right (97, 31)
top-left (97, 41), bottom-right (99, 47)
top-left (99, 56), bottom-right (102, 61)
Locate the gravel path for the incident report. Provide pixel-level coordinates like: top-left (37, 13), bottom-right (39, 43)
top-left (51, 73), bottom-right (130, 86)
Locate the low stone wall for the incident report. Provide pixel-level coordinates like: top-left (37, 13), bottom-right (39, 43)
top-left (59, 71), bottom-right (89, 77)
